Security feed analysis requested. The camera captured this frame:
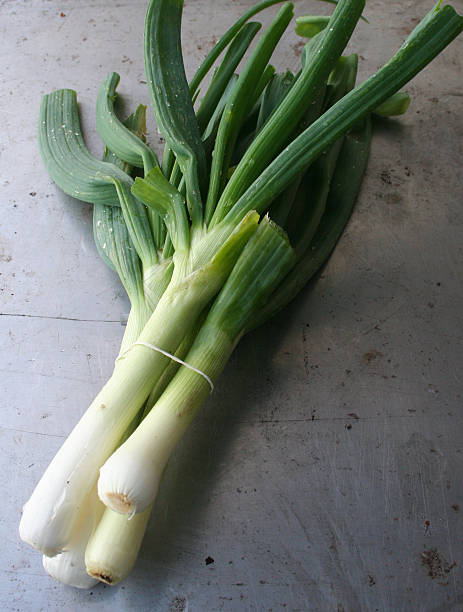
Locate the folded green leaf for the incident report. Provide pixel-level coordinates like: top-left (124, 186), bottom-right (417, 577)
top-left (256, 71), bottom-right (296, 132)
top-left (93, 106), bottom-right (163, 301)
top-left (295, 15), bottom-right (330, 38)
top-left (322, 53), bottom-right (358, 111)
top-left (144, 0), bottom-right (207, 228)
top-left (38, 89), bottom-right (133, 205)
top-left (374, 91), bottom-right (411, 116)
top-left (96, 72), bottom-right (158, 173)
top-left (132, 168), bottom-right (189, 253)
top-left (110, 179), bottom-right (158, 268)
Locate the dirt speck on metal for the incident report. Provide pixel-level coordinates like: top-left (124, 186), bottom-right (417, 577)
top-left (170, 595), bottom-right (187, 612)
top-left (420, 548), bottom-right (456, 585)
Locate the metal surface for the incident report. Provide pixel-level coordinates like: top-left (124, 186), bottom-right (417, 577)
top-left (1, 1), bottom-right (462, 610)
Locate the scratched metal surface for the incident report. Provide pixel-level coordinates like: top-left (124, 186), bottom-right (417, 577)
top-left (1, 0), bottom-right (463, 610)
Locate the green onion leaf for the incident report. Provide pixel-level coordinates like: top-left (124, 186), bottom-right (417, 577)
top-left (314, 0), bottom-right (369, 23)
top-left (374, 91), bottom-right (411, 116)
top-left (248, 115), bottom-right (372, 330)
top-left (96, 72), bottom-right (158, 174)
top-left (211, 0), bottom-right (367, 226)
top-left (196, 22), bottom-right (262, 134)
top-left (256, 70), bottom-right (296, 132)
top-left (38, 89), bottom-right (132, 205)
top-left (204, 2), bottom-right (295, 224)
top-left (225, 3), bottom-right (463, 225)
top-left (132, 168), bottom-right (189, 254)
top-left (144, 0), bottom-right (207, 228)
top-left (295, 15), bottom-right (331, 38)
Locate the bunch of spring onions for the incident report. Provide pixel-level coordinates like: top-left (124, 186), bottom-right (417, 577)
top-left (19, 0), bottom-right (462, 588)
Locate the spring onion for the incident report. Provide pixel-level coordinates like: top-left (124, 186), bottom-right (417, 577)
top-left (18, 0), bottom-right (462, 589)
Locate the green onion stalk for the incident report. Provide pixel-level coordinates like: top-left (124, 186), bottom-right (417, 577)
top-left (74, 23), bottom-right (364, 587)
top-left (92, 103), bottom-right (172, 354)
top-left (45, 8), bottom-right (299, 583)
top-left (95, 0), bottom-right (463, 578)
top-left (19, 0), bottom-right (462, 588)
top-left (19, 0), bottom-right (294, 560)
top-left (39, 104), bottom-right (170, 586)
top-left (41, 114), bottom-right (169, 585)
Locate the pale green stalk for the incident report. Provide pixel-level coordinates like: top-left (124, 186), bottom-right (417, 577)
top-left (85, 506), bottom-right (152, 585)
top-left (19, 211), bottom-right (258, 556)
top-left (98, 218), bottom-right (295, 514)
top-left (83, 316), bottom-right (203, 586)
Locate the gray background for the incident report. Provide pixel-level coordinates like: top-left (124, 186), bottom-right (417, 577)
top-left (1, 0), bottom-right (462, 610)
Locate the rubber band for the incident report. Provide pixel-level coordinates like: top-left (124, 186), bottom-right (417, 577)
top-left (116, 341), bottom-right (214, 392)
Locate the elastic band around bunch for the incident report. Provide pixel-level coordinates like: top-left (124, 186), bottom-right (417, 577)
top-left (117, 341), bottom-right (214, 392)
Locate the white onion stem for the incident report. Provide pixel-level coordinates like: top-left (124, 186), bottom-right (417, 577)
top-left (85, 505), bottom-right (152, 585)
top-left (42, 489), bottom-right (104, 589)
